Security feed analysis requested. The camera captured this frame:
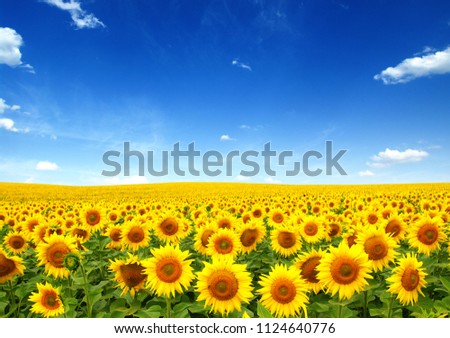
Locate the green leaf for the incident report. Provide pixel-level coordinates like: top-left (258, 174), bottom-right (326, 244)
top-left (439, 276), bottom-right (450, 294)
top-left (256, 302), bottom-right (273, 318)
top-left (135, 305), bottom-right (162, 318)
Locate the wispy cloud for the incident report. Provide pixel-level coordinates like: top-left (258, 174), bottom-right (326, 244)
top-left (220, 134), bottom-right (235, 141)
top-left (0, 27), bottom-right (34, 72)
top-left (232, 58), bottom-right (252, 71)
top-left (0, 98), bottom-right (20, 114)
top-left (235, 174), bottom-right (251, 181)
top-left (368, 148), bottom-right (429, 168)
top-left (43, 0), bottom-right (106, 29)
top-left (0, 118), bottom-right (19, 132)
top-left (36, 161), bottom-right (59, 171)
top-left (264, 177), bottom-right (282, 184)
top-left (358, 170), bottom-right (375, 177)
top-left (374, 46), bottom-right (450, 84)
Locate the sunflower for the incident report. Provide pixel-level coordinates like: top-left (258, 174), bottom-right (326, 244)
top-left (121, 219), bottom-right (151, 252)
top-left (383, 214), bottom-right (407, 242)
top-left (0, 248), bottom-right (25, 283)
top-left (317, 242), bottom-right (372, 300)
top-left (36, 234), bottom-right (78, 279)
top-left (3, 231), bottom-right (29, 255)
top-left (206, 228), bottom-right (241, 258)
top-left (29, 283), bottom-right (64, 318)
top-left (268, 208), bottom-right (287, 227)
top-left (250, 204), bottom-right (265, 219)
top-left (81, 207), bottom-right (105, 233)
top-left (362, 209), bottom-right (381, 226)
top-left (194, 222), bottom-right (217, 255)
top-left (154, 214), bottom-right (184, 244)
top-left (105, 224), bottom-right (123, 250)
top-left (109, 253), bottom-right (148, 297)
top-left (215, 212), bottom-right (234, 230)
top-left (143, 244), bottom-right (194, 298)
top-left (196, 257), bottom-right (253, 316)
top-left (258, 264), bottom-right (309, 318)
top-left (355, 226), bottom-right (398, 272)
top-left (298, 216), bottom-right (325, 244)
top-left (407, 215), bottom-right (447, 256)
top-left (237, 220), bottom-right (266, 254)
top-left (270, 225), bottom-right (302, 257)
top-left (386, 253), bottom-right (427, 306)
top-left (293, 248), bottom-right (325, 294)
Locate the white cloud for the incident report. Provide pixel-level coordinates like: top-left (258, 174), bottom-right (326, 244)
top-left (220, 134), bottom-right (234, 141)
top-left (264, 177), bottom-right (282, 184)
top-left (36, 161), bottom-right (59, 171)
top-left (374, 47), bottom-right (450, 84)
top-left (358, 170), bottom-right (375, 177)
top-left (0, 118), bottom-right (19, 132)
top-left (232, 58), bottom-right (252, 71)
top-left (0, 27), bottom-right (23, 67)
top-left (0, 98), bottom-right (21, 114)
top-left (235, 174), bottom-right (251, 181)
top-left (43, 0), bottom-right (105, 29)
top-left (369, 148), bottom-right (429, 168)
top-left (239, 124), bottom-right (251, 129)
top-left (104, 175), bottom-right (149, 185)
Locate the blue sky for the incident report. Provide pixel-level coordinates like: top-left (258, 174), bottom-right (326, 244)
top-left (1, 0), bottom-right (450, 185)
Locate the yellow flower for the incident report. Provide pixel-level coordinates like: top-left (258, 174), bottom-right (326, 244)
top-left (270, 225), bottom-right (302, 257)
top-left (387, 253), bottom-right (427, 306)
top-left (196, 257), bottom-right (253, 316)
top-left (293, 248), bottom-right (325, 294)
top-left (36, 233), bottom-right (78, 279)
top-left (194, 221), bottom-right (217, 255)
top-left (143, 244), bottom-right (194, 298)
top-left (383, 214), bottom-right (407, 242)
top-left (3, 231), bottom-right (29, 255)
top-left (356, 225), bottom-right (398, 272)
top-left (206, 228), bottom-right (241, 258)
top-left (105, 224), bottom-right (123, 250)
top-left (317, 242), bottom-right (372, 300)
top-left (0, 248), bottom-right (25, 283)
top-left (121, 219), bottom-right (151, 252)
top-left (298, 216), bottom-right (325, 244)
top-left (258, 264), bottom-right (309, 318)
top-left (407, 215), bottom-right (447, 255)
top-left (109, 253), bottom-right (147, 297)
top-left (29, 283), bottom-right (64, 318)
top-left (81, 207), bottom-right (105, 233)
top-left (237, 220), bottom-right (266, 254)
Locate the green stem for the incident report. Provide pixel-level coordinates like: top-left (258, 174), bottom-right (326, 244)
top-left (387, 294), bottom-right (395, 318)
top-left (68, 275), bottom-right (73, 298)
top-left (362, 290), bottom-right (368, 318)
top-left (337, 304), bottom-right (343, 318)
top-left (8, 280), bottom-right (16, 316)
top-left (80, 262), bottom-right (92, 317)
top-left (166, 297), bottom-right (172, 318)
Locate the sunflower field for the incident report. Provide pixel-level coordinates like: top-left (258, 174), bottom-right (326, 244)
top-left (0, 182), bottom-right (449, 318)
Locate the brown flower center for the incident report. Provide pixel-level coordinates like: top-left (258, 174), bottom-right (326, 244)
top-left (270, 278), bottom-right (297, 304)
top-left (364, 236), bottom-right (388, 260)
top-left (330, 257), bottom-right (359, 285)
top-left (208, 270), bottom-right (238, 301)
top-left (240, 229), bottom-right (258, 247)
top-left (120, 263), bottom-right (146, 287)
top-left (46, 242), bottom-right (70, 268)
top-left (328, 223), bottom-right (340, 237)
top-left (401, 267), bottom-right (420, 291)
top-left (277, 231), bottom-right (296, 249)
top-left (304, 222), bottom-right (318, 236)
top-left (86, 209), bottom-right (101, 226)
top-left (42, 290), bottom-right (60, 310)
top-left (110, 228), bottom-right (122, 242)
top-left (214, 236), bottom-right (233, 254)
top-left (160, 218), bottom-right (179, 236)
top-left (0, 253), bottom-right (16, 277)
top-left (200, 229), bottom-right (214, 248)
top-left (155, 258), bottom-right (182, 283)
top-left (385, 219), bottom-right (402, 237)
top-left (9, 235), bottom-right (26, 250)
top-left (127, 226), bottom-right (145, 243)
top-left (300, 256), bottom-right (321, 283)
top-left (272, 212), bottom-right (284, 224)
top-left (417, 224), bottom-right (438, 245)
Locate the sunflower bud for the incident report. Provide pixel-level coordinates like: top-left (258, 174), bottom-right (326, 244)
top-left (63, 253), bottom-right (80, 272)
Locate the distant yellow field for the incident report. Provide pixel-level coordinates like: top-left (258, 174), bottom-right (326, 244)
top-left (0, 182), bottom-right (449, 318)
